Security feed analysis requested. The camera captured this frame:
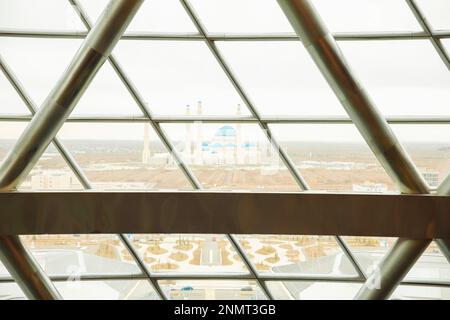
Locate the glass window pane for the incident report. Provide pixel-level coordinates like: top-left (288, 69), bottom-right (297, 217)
top-left (189, 0), bottom-right (293, 33)
top-left (78, 0), bottom-right (196, 33)
top-left (114, 41), bottom-right (249, 116)
top-left (0, 71), bottom-right (31, 115)
top-left (392, 285), bottom-right (450, 300)
top-left (71, 61), bottom-right (145, 117)
top-left (55, 280), bottom-right (159, 300)
top-left (158, 280), bottom-right (267, 300)
top-left (343, 236), bottom-right (396, 276)
top-left (18, 143), bottom-right (83, 191)
top-left (270, 124), bottom-right (395, 192)
top-left (391, 125), bottom-right (450, 187)
top-left (58, 123), bottom-right (192, 190)
top-left (235, 235), bottom-right (358, 277)
top-left (0, 122), bottom-right (27, 163)
top-left (0, 38), bottom-right (82, 107)
top-left (0, 0), bottom-right (86, 31)
top-left (267, 281), bottom-right (362, 300)
top-left (217, 41), bottom-right (345, 116)
top-left (338, 40), bottom-right (450, 116)
top-left (162, 123), bottom-right (300, 191)
top-left (311, 0), bottom-right (421, 32)
top-left (128, 234), bottom-right (248, 274)
top-left (21, 234), bottom-right (141, 276)
top-left (0, 283), bottom-right (27, 300)
top-left (405, 242), bottom-right (450, 282)
top-left (416, 0), bottom-right (450, 31)
top-left (443, 40), bottom-right (450, 62)
top-left (0, 260), bottom-right (10, 277)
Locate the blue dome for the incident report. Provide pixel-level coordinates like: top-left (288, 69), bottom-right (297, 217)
top-left (215, 125), bottom-right (236, 137)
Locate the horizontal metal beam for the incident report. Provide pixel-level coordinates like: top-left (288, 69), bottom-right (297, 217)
top-left (1, 29), bottom-right (447, 41)
top-left (1, 273), bottom-right (449, 287)
top-left (0, 191), bottom-right (448, 238)
top-left (2, 114), bottom-right (450, 124)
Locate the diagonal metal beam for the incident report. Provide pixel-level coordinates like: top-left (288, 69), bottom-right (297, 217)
top-left (0, 55), bottom-right (92, 189)
top-left (70, 0), bottom-right (201, 190)
top-left (179, 0), bottom-right (308, 190)
top-left (405, 0), bottom-right (450, 265)
top-left (406, 0), bottom-right (450, 265)
top-left (178, 0), bottom-right (366, 287)
top-left (70, 0), bottom-right (171, 300)
top-left (0, 0), bottom-right (143, 190)
top-left (178, 0), bottom-right (369, 296)
top-left (178, 0), bottom-right (307, 300)
top-left (0, 235), bottom-right (61, 299)
top-left (0, 0), bottom-right (143, 300)
top-left (226, 235), bottom-right (274, 300)
top-left (405, 0), bottom-right (450, 71)
top-left (3, 39), bottom-right (166, 300)
top-left (277, 0), bottom-right (432, 300)
top-left (436, 174), bottom-right (450, 263)
top-left (118, 234), bottom-right (166, 299)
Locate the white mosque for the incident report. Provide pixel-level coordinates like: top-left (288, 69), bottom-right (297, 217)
top-left (142, 102), bottom-right (267, 166)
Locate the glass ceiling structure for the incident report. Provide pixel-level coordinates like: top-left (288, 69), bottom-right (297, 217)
top-left (0, 0), bottom-right (449, 300)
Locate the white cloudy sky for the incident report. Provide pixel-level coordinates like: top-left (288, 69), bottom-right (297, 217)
top-left (0, 0), bottom-right (450, 142)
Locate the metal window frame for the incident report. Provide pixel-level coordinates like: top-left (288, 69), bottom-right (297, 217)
top-left (276, 0), bottom-right (447, 300)
top-left (0, 0), bottom-right (449, 300)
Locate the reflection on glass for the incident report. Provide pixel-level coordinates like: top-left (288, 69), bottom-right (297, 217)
top-left (55, 280), bottom-right (159, 300)
top-left (270, 124), bottom-right (395, 192)
top-left (129, 234), bottom-right (247, 274)
top-left (20, 234), bottom-right (141, 276)
top-left (267, 281), bottom-right (361, 300)
top-left (163, 123), bottom-right (299, 191)
top-left (236, 235), bottom-right (358, 276)
top-left (343, 237), bottom-right (395, 276)
top-left (0, 283), bottom-right (26, 300)
top-left (392, 285), bottom-right (450, 300)
top-left (159, 280), bottom-right (266, 300)
top-left (330, 237), bottom-right (450, 283)
top-left (405, 242), bottom-right (450, 282)
top-left (58, 123), bottom-right (191, 190)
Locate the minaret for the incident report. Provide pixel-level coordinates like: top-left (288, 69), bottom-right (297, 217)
top-left (236, 104), bottom-right (243, 165)
top-left (185, 105), bottom-right (192, 163)
top-left (142, 122), bottom-right (151, 164)
top-left (195, 101), bottom-right (203, 165)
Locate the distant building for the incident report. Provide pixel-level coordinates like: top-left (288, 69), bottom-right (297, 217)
top-left (142, 102), bottom-right (269, 166)
top-left (31, 173), bottom-right (77, 190)
top-left (352, 183), bottom-right (387, 193)
top-left (422, 171), bottom-right (439, 188)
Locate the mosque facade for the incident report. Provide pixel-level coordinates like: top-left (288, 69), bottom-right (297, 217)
top-left (142, 102), bottom-right (267, 166)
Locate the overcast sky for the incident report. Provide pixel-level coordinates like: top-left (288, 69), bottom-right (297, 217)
top-left (0, 0), bottom-right (450, 142)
